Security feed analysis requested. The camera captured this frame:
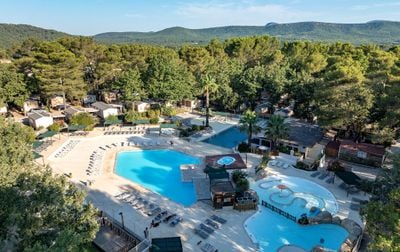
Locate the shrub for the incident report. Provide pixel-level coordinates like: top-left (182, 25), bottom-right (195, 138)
top-left (277, 145), bottom-right (290, 154)
top-left (238, 142), bottom-right (250, 153)
top-left (70, 112), bottom-right (98, 131)
top-left (328, 160), bottom-right (345, 172)
top-left (147, 109), bottom-right (160, 119)
top-left (162, 106), bottom-right (176, 117)
top-left (149, 117), bottom-right (159, 124)
top-left (295, 161), bottom-right (312, 171)
top-left (260, 153), bottom-right (271, 167)
top-left (191, 124), bottom-right (200, 131)
top-left (179, 129), bottom-right (190, 137)
top-left (47, 122), bottom-right (61, 132)
top-left (232, 170), bottom-right (247, 183)
top-left (106, 114), bottom-right (118, 121)
top-left (124, 110), bottom-right (141, 123)
top-left (236, 178), bottom-right (250, 193)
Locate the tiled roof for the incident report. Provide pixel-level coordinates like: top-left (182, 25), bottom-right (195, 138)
top-left (340, 140), bottom-right (386, 156)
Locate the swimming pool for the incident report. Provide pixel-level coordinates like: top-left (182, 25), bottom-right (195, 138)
top-left (115, 150), bottom-right (200, 207)
top-left (245, 175), bottom-right (348, 251)
top-left (202, 126), bottom-right (247, 149)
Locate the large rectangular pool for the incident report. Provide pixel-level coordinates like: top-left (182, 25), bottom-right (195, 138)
top-left (202, 126), bottom-right (247, 149)
top-left (115, 149), bottom-right (200, 207)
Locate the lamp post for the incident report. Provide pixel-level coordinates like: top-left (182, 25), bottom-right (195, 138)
top-left (119, 212), bottom-right (125, 229)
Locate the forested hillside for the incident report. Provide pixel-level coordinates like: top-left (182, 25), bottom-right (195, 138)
top-left (2, 36), bottom-right (399, 145)
top-left (94, 21), bottom-right (400, 45)
top-left (0, 24), bottom-right (70, 48)
top-left (1, 21), bottom-right (400, 49)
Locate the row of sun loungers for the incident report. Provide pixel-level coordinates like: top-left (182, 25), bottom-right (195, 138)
top-left (194, 215), bottom-right (227, 240)
top-left (86, 150), bottom-right (104, 177)
top-left (114, 191), bottom-right (183, 227)
top-left (54, 140), bottom-right (80, 158)
top-left (310, 171), bottom-right (335, 184)
top-left (269, 160), bottom-right (292, 169)
top-left (104, 130), bottom-right (146, 135)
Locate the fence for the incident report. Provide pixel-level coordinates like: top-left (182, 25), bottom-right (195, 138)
top-left (261, 200), bottom-right (297, 222)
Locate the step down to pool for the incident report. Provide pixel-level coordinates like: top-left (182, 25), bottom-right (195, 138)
top-left (193, 177), bottom-right (211, 200)
top-left (180, 164), bottom-right (204, 182)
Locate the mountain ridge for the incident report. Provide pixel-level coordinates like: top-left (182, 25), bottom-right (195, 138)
top-left (1, 21), bottom-right (400, 48)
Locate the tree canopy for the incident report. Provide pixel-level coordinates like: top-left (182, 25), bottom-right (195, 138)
top-left (0, 116), bottom-right (99, 251)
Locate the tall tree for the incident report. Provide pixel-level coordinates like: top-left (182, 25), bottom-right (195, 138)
top-left (265, 115), bottom-right (290, 151)
top-left (0, 116), bottom-right (99, 250)
top-left (200, 73), bottom-right (218, 127)
top-left (113, 68), bottom-right (144, 102)
top-left (239, 110), bottom-right (260, 144)
top-left (0, 64), bottom-right (28, 107)
top-left (144, 51), bottom-right (195, 102)
top-left (32, 41), bottom-right (86, 103)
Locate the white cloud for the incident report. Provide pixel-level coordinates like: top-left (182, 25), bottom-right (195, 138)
top-left (175, 2), bottom-right (313, 28)
top-left (352, 2), bottom-right (400, 11)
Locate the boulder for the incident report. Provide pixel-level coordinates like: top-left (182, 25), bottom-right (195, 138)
top-left (332, 216), bottom-right (341, 225)
top-left (311, 211), bottom-right (333, 224)
top-left (341, 218), bottom-right (362, 237)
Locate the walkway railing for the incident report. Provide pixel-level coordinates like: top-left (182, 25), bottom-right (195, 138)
top-left (261, 200), bottom-right (297, 222)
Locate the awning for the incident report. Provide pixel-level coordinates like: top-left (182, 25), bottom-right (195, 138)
top-left (104, 119), bottom-right (122, 125)
top-left (160, 123), bottom-right (177, 129)
top-left (32, 141), bottom-right (43, 149)
top-left (37, 131), bottom-right (57, 139)
top-left (32, 152), bottom-right (43, 159)
top-left (68, 125), bottom-right (86, 131)
top-left (133, 119), bottom-right (150, 124)
top-left (151, 237), bottom-right (182, 252)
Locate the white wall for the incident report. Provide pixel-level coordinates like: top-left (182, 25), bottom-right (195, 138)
top-left (101, 108), bottom-right (118, 119)
top-left (30, 117), bottom-right (53, 129)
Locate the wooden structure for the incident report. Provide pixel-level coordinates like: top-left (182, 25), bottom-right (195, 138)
top-left (325, 140), bottom-right (340, 158)
top-left (210, 180), bottom-right (235, 209)
top-left (338, 140), bottom-right (386, 167)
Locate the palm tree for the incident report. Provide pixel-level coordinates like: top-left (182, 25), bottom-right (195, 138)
top-left (265, 115), bottom-right (290, 151)
top-left (239, 110), bottom-right (260, 144)
top-left (200, 74), bottom-right (218, 128)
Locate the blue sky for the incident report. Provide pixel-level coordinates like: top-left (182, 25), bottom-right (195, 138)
top-left (0, 0), bottom-right (399, 35)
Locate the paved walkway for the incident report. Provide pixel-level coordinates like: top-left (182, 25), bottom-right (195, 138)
top-left (41, 123), bottom-right (366, 251)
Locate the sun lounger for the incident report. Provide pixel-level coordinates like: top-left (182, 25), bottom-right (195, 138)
top-left (326, 177), bottom-right (334, 184)
top-left (163, 214), bottom-right (177, 223)
top-left (210, 215), bottom-right (226, 224)
top-left (194, 228), bottom-right (209, 239)
top-left (201, 242), bottom-right (217, 252)
top-left (154, 210), bottom-right (168, 221)
top-left (310, 171), bottom-right (320, 177)
top-left (350, 203), bottom-right (360, 211)
top-left (318, 172), bottom-right (329, 180)
top-left (169, 217), bottom-right (182, 227)
top-left (205, 219), bottom-right (219, 229)
top-left (147, 207), bottom-right (161, 216)
top-left (200, 223), bottom-right (214, 234)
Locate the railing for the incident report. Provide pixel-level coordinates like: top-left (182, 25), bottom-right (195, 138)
top-left (98, 212), bottom-right (143, 251)
top-left (261, 200), bottom-right (297, 222)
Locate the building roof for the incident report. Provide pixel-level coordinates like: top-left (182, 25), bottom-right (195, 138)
top-left (151, 237), bottom-right (182, 252)
top-left (64, 106), bottom-right (84, 115)
top-left (28, 110), bottom-right (51, 120)
top-left (91, 101), bottom-right (114, 111)
top-left (285, 119), bottom-right (324, 147)
top-left (340, 140), bottom-right (386, 156)
top-left (204, 153), bottom-right (247, 170)
top-left (210, 180), bottom-right (235, 194)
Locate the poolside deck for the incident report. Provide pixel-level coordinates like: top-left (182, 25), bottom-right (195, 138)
top-left (193, 177), bottom-right (211, 200)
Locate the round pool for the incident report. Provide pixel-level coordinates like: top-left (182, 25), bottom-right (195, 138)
top-left (217, 156), bottom-right (236, 165)
top-left (245, 175), bottom-right (348, 251)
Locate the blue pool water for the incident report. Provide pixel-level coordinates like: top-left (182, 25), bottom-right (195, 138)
top-left (202, 126), bottom-right (247, 148)
top-left (115, 150), bottom-right (200, 206)
top-left (246, 175), bottom-right (349, 251)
